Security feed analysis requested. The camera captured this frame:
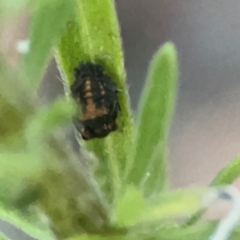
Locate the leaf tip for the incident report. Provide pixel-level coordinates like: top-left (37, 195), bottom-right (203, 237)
top-left (159, 41), bottom-right (177, 60)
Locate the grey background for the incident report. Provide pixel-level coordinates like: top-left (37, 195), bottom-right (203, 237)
top-left (117, 0), bottom-right (240, 188)
top-left (1, 0), bottom-right (240, 239)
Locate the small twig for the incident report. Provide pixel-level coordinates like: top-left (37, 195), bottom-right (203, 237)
top-left (209, 186), bottom-right (240, 240)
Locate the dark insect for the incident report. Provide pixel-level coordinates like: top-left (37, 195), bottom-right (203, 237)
top-left (71, 62), bottom-right (120, 140)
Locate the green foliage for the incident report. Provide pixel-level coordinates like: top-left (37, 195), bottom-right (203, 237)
top-left (210, 155), bottom-right (240, 186)
top-left (184, 155), bottom-right (240, 226)
top-left (113, 187), bottom-right (206, 227)
top-left (22, 0), bottom-right (76, 88)
top-left (113, 186), bottom-right (146, 227)
top-left (125, 43), bottom-right (178, 196)
top-left (0, 234), bottom-right (7, 240)
top-left (55, 0), bottom-right (132, 202)
top-left (0, 204), bottom-right (53, 240)
top-left (70, 222), bottom-right (240, 240)
top-left (0, 0), bottom-right (240, 240)
top-left (25, 98), bottom-right (75, 148)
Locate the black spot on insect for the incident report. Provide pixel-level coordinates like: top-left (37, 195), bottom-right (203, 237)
top-left (70, 62), bottom-right (120, 140)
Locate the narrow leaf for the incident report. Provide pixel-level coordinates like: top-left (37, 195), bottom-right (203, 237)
top-left (131, 221), bottom-right (216, 240)
top-left (113, 187), bottom-right (206, 229)
top-left (144, 188), bottom-right (206, 222)
top-left (25, 97), bottom-right (75, 147)
top-left (210, 155), bottom-right (240, 186)
top-left (71, 235), bottom-right (123, 240)
top-left (184, 155), bottom-right (240, 226)
top-left (22, 0), bottom-right (76, 87)
top-left (55, 0), bottom-right (133, 201)
top-left (113, 186), bottom-right (146, 227)
top-left (0, 203), bottom-right (53, 240)
top-left (126, 42), bottom-right (178, 196)
top-left (0, 234), bottom-right (7, 240)
top-left (152, 222), bottom-right (240, 240)
top-left (72, 223), bottom-right (240, 240)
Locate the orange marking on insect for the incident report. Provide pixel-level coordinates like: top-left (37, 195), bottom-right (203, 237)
top-left (85, 79), bottom-right (91, 91)
top-left (82, 98), bottom-right (108, 120)
top-left (84, 91), bottom-right (92, 98)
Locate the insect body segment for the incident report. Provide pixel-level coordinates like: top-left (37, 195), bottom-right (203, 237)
top-left (71, 63), bottom-right (120, 140)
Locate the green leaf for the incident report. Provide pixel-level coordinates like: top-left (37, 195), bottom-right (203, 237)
top-left (0, 150), bottom-right (46, 210)
top-left (210, 155), bottom-right (240, 186)
top-left (125, 43), bottom-right (178, 196)
top-left (22, 0), bottom-right (76, 87)
top-left (24, 97), bottom-right (75, 148)
top-left (152, 222), bottom-right (240, 240)
top-left (0, 62), bottom-right (33, 146)
top-left (0, 94), bottom-right (26, 144)
top-left (131, 221), bottom-right (216, 240)
top-left (0, 152), bottom-right (41, 178)
top-left (183, 155), bottom-right (240, 226)
top-left (71, 222), bottom-right (240, 240)
top-left (113, 186), bottom-right (146, 227)
top-left (37, 160), bottom-right (113, 239)
top-left (71, 234), bottom-right (126, 240)
top-left (55, 0), bottom-right (133, 201)
top-left (144, 188), bottom-right (206, 222)
top-left (0, 147), bottom-right (112, 239)
top-left (0, 233), bottom-right (7, 240)
top-left (0, 203), bottom-right (53, 240)
top-left (113, 187), bottom-right (206, 229)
